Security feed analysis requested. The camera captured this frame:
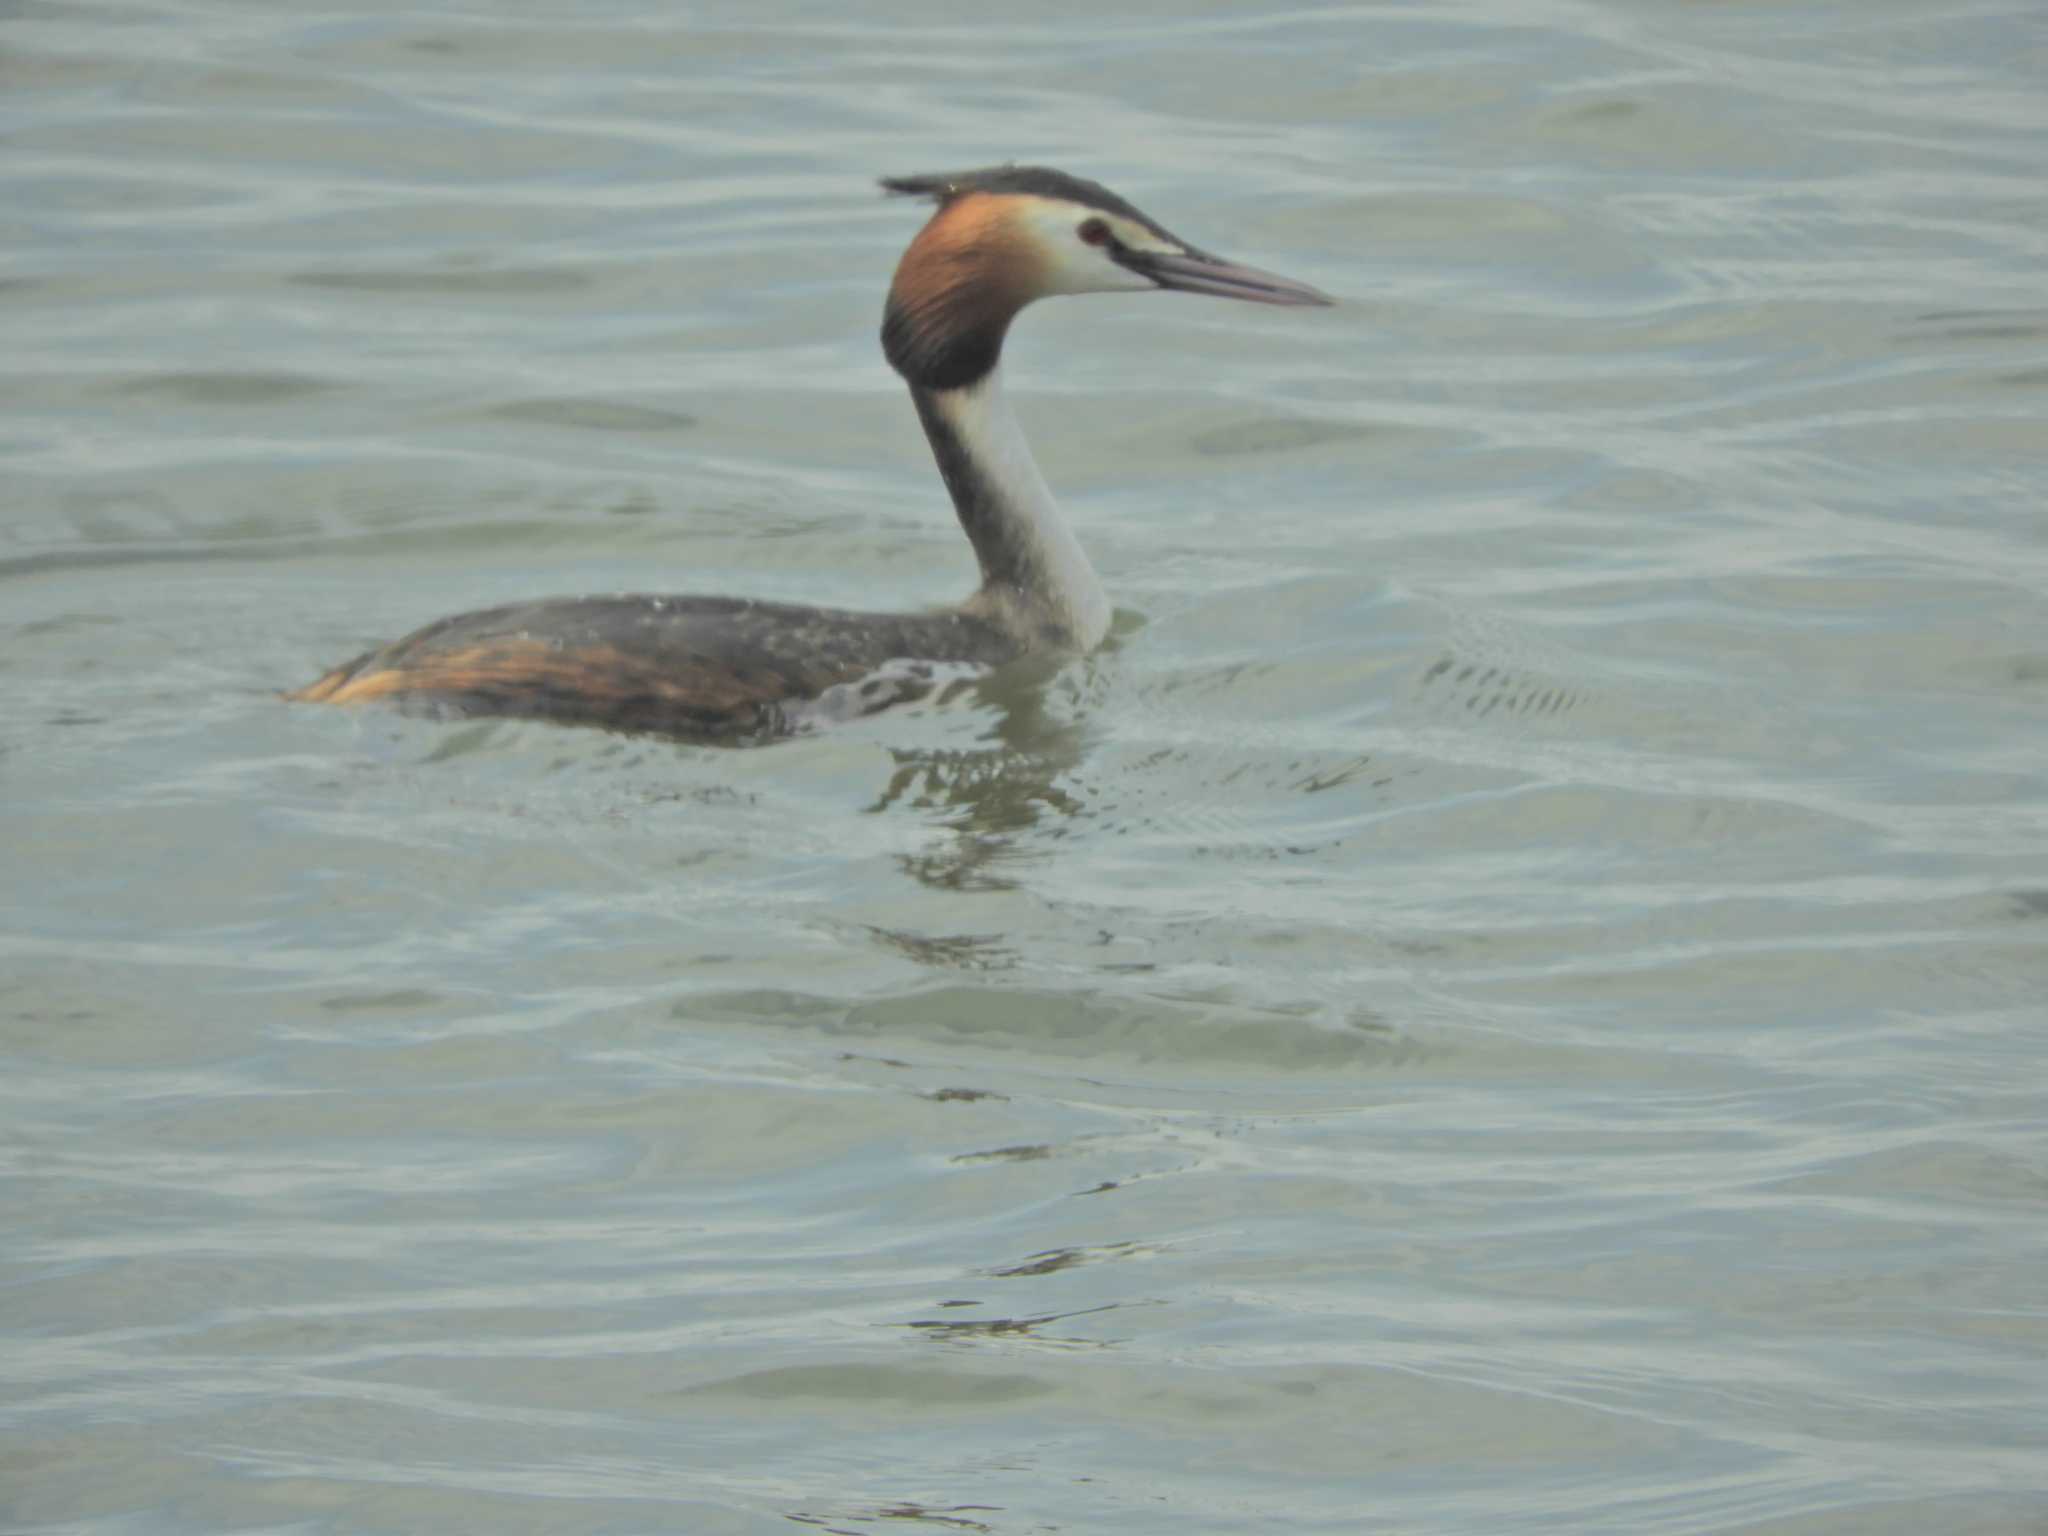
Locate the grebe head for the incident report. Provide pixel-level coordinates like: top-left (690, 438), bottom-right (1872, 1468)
top-left (879, 165), bottom-right (1332, 392)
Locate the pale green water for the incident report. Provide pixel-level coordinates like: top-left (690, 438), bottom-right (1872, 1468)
top-left (5, 2), bottom-right (2047, 1533)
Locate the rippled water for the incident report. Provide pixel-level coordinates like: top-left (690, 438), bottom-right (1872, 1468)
top-left (6, 2), bottom-right (2046, 1532)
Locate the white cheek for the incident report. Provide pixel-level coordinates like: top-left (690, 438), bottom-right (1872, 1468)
top-left (1040, 239), bottom-right (1154, 296)
top-left (1016, 202), bottom-right (1156, 296)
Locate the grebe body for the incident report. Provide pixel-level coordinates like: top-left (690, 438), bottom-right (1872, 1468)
top-left (291, 166), bottom-right (1331, 741)
top-left (290, 594), bottom-right (1011, 739)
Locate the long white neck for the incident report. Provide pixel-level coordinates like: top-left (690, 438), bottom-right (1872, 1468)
top-left (910, 367), bottom-right (1112, 653)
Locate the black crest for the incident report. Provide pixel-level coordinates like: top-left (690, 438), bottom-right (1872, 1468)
top-left (880, 164), bottom-right (1179, 246)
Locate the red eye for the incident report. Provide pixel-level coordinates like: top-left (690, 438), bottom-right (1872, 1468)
top-left (1077, 218), bottom-right (1112, 246)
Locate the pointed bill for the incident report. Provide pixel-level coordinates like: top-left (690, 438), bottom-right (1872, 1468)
top-left (1118, 247), bottom-right (1334, 307)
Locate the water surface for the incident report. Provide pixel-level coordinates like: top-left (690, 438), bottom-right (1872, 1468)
top-left (5, 2), bottom-right (2046, 1532)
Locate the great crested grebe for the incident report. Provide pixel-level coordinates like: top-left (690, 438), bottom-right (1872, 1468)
top-left (290, 166), bottom-right (1332, 740)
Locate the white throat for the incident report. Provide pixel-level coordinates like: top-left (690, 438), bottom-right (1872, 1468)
top-left (922, 367), bottom-right (1112, 652)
